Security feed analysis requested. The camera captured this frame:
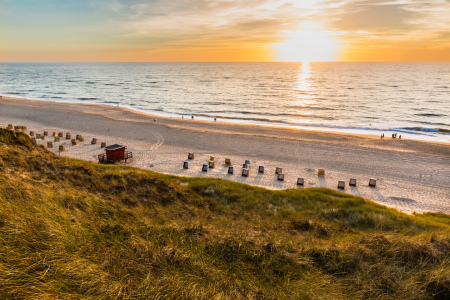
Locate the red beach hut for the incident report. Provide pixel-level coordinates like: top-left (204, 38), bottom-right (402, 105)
top-left (98, 144), bottom-right (133, 163)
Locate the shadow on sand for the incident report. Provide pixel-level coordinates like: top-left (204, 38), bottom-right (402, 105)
top-left (370, 186), bottom-right (387, 202)
top-left (350, 186), bottom-right (362, 197)
top-left (272, 175), bottom-right (285, 189)
top-left (318, 176), bottom-right (326, 188)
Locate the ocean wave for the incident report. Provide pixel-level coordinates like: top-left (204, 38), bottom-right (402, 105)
top-left (415, 113), bottom-right (445, 117)
top-left (403, 127), bottom-right (450, 134)
top-left (217, 116), bottom-right (280, 123)
top-left (416, 121), bottom-right (450, 127)
top-left (77, 97), bottom-right (99, 101)
top-left (291, 106), bottom-right (336, 111)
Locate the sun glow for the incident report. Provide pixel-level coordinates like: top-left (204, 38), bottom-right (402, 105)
top-left (273, 22), bottom-right (341, 62)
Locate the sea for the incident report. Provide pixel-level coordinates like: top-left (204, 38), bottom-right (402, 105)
top-left (1, 62), bottom-right (449, 142)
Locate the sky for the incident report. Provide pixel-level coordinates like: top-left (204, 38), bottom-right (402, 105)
top-left (0, 0), bottom-right (449, 62)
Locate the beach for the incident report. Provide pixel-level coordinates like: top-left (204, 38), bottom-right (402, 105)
top-left (1, 96), bottom-right (449, 214)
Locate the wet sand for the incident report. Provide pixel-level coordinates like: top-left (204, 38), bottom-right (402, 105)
top-left (1, 96), bottom-right (449, 214)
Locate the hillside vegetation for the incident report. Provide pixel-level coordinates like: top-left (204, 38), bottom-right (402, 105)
top-left (0, 128), bottom-right (449, 299)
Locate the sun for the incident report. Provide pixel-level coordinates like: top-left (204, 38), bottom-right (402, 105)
top-left (273, 22), bottom-right (341, 62)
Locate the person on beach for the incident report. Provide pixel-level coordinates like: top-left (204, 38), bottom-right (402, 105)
top-left (191, 116), bottom-right (194, 120)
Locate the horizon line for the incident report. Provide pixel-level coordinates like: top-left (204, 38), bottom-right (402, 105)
top-left (1, 61), bottom-right (450, 63)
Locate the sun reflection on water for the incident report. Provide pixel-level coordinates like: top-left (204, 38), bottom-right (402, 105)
top-left (293, 62), bottom-right (315, 108)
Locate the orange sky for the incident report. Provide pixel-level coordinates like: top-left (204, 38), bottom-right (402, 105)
top-left (1, 0), bottom-right (449, 62)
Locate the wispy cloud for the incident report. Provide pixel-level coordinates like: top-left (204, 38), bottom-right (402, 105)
top-left (102, 0), bottom-right (450, 49)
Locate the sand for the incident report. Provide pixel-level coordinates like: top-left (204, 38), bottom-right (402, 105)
top-left (1, 96), bottom-right (449, 214)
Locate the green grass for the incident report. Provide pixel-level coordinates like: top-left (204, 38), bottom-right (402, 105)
top-left (0, 128), bottom-right (449, 299)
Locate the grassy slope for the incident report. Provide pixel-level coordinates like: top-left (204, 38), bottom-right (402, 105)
top-left (0, 128), bottom-right (449, 299)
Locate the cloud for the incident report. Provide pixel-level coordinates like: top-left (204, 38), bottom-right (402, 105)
top-left (316, 0), bottom-right (450, 44)
top-left (328, 1), bottom-right (421, 31)
top-left (103, 1), bottom-right (311, 45)
top-left (1, 0), bottom-right (449, 61)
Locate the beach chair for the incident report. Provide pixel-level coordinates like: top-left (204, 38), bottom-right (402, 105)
top-left (52, 131), bottom-right (57, 136)
top-left (245, 160), bottom-right (250, 166)
top-left (225, 158), bottom-right (232, 165)
top-left (258, 166), bottom-right (264, 173)
top-left (338, 181), bottom-right (345, 189)
top-left (297, 178), bottom-right (304, 186)
top-left (277, 173), bottom-right (285, 181)
top-left (59, 145), bottom-right (65, 152)
top-left (369, 179), bottom-right (377, 187)
top-left (101, 142), bottom-right (106, 148)
top-left (78, 136), bottom-right (84, 142)
top-left (91, 138), bottom-right (97, 144)
top-left (208, 161), bottom-right (215, 168)
top-left (29, 131), bottom-right (34, 136)
top-left (188, 153), bottom-right (194, 159)
top-left (243, 163), bottom-right (250, 169)
top-left (318, 169), bottom-right (325, 176)
top-left (202, 164), bottom-right (208, 172)
top-left (58, 132), bottom-right (64, 137)
top-left (275, 167), bottom-right (282, 174)
top-left (71, 139), bottom-right (78, 146)
top-left (47, 142), bottom-right (53, 148)
top-left (22, 126), bottom-right (27, 130)
top-left (228, 166), bottom-right (234, 174)
top-left (210, 156), bottom-right (214, 161)
top-left (54, 136), bottom-right (60, 142)
top-left (242, 168), bottom-right (249, 177)
top-left (66, 133), bottom-right (71, 139)
top-left (7, 124), bottom-right (13, 130)
top-left (349, 178), bottom-right (357, 186)
top-left (44, 131), bottom-right (48, 136)
top-left (183, 161), bottom-right (189, 169)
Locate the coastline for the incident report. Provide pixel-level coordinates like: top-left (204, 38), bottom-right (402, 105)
top-left (1, 96), bottom-right (449, 214)
top-left (2, 93), bottom-right (449, 144)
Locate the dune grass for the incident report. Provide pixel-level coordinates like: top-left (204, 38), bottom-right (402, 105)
top-left (0, 128), bottom-right (449, 299)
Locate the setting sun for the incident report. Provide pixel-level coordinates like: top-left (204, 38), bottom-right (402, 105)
top-left (273, 22), bottom-right (341, 62)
